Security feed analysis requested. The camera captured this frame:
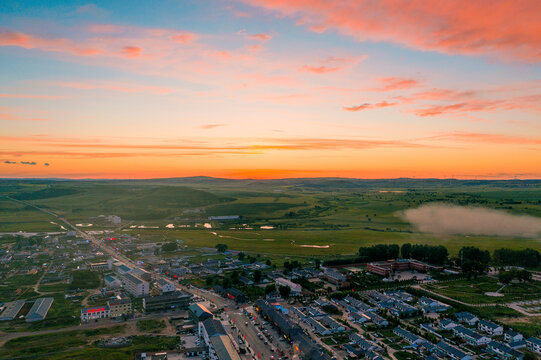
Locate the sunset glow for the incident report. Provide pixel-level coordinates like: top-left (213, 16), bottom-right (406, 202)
top-left (1, 0), bottom-right (540, 179)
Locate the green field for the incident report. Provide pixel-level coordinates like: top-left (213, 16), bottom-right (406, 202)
top-left (424, 277), bottom-right (541, 304)
top-left (2, 178), bottom-right (541, 256)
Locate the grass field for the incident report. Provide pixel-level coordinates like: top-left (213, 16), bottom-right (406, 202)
top-left (424, 277), bottom-right (541, 304)
top-left (2, 178), bottom-right (541, 257)
top-left (130, 227), bottom-right (541, 256)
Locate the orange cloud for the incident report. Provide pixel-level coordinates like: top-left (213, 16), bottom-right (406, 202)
top-left (0, 30), bottom-right (101, 56)
top-left (239, 0), bottom-right (541, 62)
top-left (122, 46), bottom-right (142, 58)
top-left (343, 101), bottom-right (397, 112)
top-left (299, 65), bottom-right (340, 74)
top-left (248, 33), bottom-right (272, 41)
top-left (376, 77), bottom-right (420, 92)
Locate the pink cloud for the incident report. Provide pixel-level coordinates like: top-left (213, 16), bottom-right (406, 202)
top-left (52, 81), bottom-right (174, 94)
top-left (239, 0), bottom-right (541, 62)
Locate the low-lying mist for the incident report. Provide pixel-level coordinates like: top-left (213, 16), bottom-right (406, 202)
top-left (399, 203), bottom-right (541, 237)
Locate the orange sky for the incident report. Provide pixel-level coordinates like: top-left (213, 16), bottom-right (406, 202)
top-left (1, 1), bottom-right (540, 179)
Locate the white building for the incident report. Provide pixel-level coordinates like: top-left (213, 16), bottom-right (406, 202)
top-left (122, 273), bottom-right (149, 297)
top-left (478, 320), bottom-right (503, 336)
top-left (275, 277), bottom-right (302, 295)
top-left (157, 278), bottom-right (175, 293)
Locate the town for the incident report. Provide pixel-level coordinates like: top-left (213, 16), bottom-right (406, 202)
top-left (1, 223), bottom-right (540, 360)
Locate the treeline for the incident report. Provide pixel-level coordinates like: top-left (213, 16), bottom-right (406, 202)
top-left (358, 244), bottom-right (399, 261)
top-left (493, 248), bottom-right (541, 268)
top-left (401, 243), bottom-right (448, 265)
top-left (356, 244), bottom-right (448, 265)
top-left (330, 244), bottom-right (541, 278)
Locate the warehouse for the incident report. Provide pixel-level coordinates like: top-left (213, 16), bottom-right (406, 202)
top-left (26, 297), bottom-right (54, 322)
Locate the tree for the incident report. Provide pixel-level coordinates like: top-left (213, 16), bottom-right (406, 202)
top-left (401, 243), bottom-right (412, 259)
top-left (253, 269), bottom-right (262, 283)
top-left (265, 284), bottom-right (276, 294)
top-left (161, 241), bottom-right (177, 252)
top-left (498, 271), bottom-right (514, 284)
top-left (278, 285), bottom-right (291, 298)
top-left (459, 246), bottom-right (491, 278)
top-left (238, 252), bottom-right (245, 261)
top-left (315, 259), bottom-right (321, 269)
top-left (265, 259), bottom-right (271, 266)
top-left (517, 270), bottom-right (532, 282)
top-left (215, 243), bottom-right (228, 253)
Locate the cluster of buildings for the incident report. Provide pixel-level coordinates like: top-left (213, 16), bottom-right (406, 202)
top-left (366, 259), bottom-right (442, 277)
top-left (255, 299), bottom-right (333, 360)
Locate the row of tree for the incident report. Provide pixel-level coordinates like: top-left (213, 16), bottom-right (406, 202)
top-left (356, 244), bottom-right (539, 279)
top-left (493, 248), bottom-right (541, 268)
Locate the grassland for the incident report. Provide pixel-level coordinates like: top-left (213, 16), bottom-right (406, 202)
top-left (2, 178), bottom-right (541, 257)
top-left (423, 277), bottom-right (541, 304)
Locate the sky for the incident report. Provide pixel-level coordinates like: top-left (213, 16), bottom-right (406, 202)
top-left (1, 0), bottom-right (540, 179)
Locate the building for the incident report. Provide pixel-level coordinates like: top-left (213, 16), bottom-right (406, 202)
top-left (526, 337), bottom-right (541, 354)
top-left (108, 296), bottom-right (132, 318)
top-left (81, 305), bottom-right (110, 322)
top-left (505, 330), bottom-right (524, 343)
top-left (440, 318), bottom-right (458, 331)
top-left (393, 327), bottom-right (423, 345)
top-left (0, 300), bottom-right (25, 321)
top-left (122, 273), bottom-right (149, 297)
top-left (209, 334), bottom-right (241, 360)
top-left (181, 335), bottom-right (208, 357)
top-left (478, 319), bottom-right (503, 336)
top-left (487, 341), bottom-right (524, 360)
top-left (322, 268), bottom-right (347, 285)
top-left (90, 262), bottom-right (109, 271)
top-left (255, 300), bottom-right (332, 360)
top-left (437, 341), bottom-right (472, 360)
top-left (156, 278), bottom-right (175, 293)
top-left (453, 326), bottom-right (491, 346)
top-left (104, 275), bottom-right (122, 289)
top-left (275, 277), bottom-right (302, 295)
top-left (143, 291), bottom-right (192, 313)
top-left (26, 297), bottom-right (54, 322)
top-left (455, 311), bottom-right (479, 326)
top-left (366, 259), bottom-right (442, 276)
top-left (189, 303), bottom-right (213, 322)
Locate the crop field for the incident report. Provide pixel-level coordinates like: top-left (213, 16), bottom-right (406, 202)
top-left (423, 277), bottom-right (541, 304)
top-left (2, 178), bottom-right (541, 256)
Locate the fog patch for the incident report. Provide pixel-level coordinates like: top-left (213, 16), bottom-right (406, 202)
top-left (400, 203), bottom-right (541, 237)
